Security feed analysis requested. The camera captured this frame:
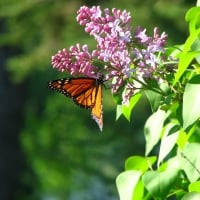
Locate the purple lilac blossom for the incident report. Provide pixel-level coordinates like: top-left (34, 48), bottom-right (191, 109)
top-left (51, 5), bottom-right (171, 104)
top-left (120, 27), bottom-right (169, 103)
top-left (77, 6), bottom-right (133, 92)
top-left (132, 27), bottom-right (168, 82)
top-left (52, 44), bottom-right (98, 77)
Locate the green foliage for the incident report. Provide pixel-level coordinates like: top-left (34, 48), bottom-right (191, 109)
top-left (125, 156), bottom-right (157, 172)
top-left (189, 181), bottom-right (200, 192)
top-left (116, 93), bottom-right (142, 121)
top-left (142, 160), bottom-right (179, 200)
top-left (181, 192), bottom-right (200, 200)
top-left (157, 122), bottom-right (179, 166)
top-left (116, 170), bottom-right (142, 200)
top-left (116, 6), bottom-right (200, 200)
top-left (144, 109), bottom-right (169, 156)
top-left (174, 7), bottom-right (200, 84)
top-left (179, 143), bottom-right (200, 183)
top-left (183, 75), bottom-right (200, 129)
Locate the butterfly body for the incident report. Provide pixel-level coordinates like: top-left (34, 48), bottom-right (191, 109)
top-left (48, 76), bottom-right (104, 131)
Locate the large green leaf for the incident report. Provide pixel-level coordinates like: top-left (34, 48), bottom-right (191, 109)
top-left (158, 122), bottom-right (179, 166)
top-left (178, 143), bottom-right (200, 183)
top-left (142, 158), bottom-right (179, 199)
top-left (144, 109), bottom-right (169, 155)
top-left (116, 170), bottom-right (142, 200)
top-left (183, 75), bottom-right (200, 129)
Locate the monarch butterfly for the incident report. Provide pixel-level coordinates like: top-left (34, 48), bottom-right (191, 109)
top-left (48, 76), bottom-right (104, 131)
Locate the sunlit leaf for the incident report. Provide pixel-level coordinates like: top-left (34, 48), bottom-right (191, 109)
top-left (116, 170), bottom-right (142, 200)
top-left (121, 93), bottom-right (142, 121)
top-left (177, 124), bottom-right (196, 150)
top-left (125, 156), bottom-right (157, 172)
top-left (177, 130), bottom-right (188, 150)
top-left (174, 51), bottom-right (199, 84)
top-left (116, 105), bottom-right (123, 120)
top-left (189, 181), bottom-right (200, 192)
top-left (183, 75), bottom-right (200, 129)
top-left (182, 192), bottom-right (200, 200)
top-left (142, 169), bottom-right (177, 199)
top-left (144, 109), bottom-right (169, 156)
top-left (178, 143), bottom-right (200, 183)
top-left (185, 7), bottom-right (200, 33)
top-left (158, 122), bottom-right (179, 166)
top-left (174, 27), bottom-right (200, 84)
top-left (142, 158), bottom-right (179, 199)
top-left (132, 179), bottom-right (144, 200)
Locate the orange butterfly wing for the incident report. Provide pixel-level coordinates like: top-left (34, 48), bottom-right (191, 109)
top-left (48, 77), bottom-right (103, 131)
top-left (91, 83), bottom-right (103, 131)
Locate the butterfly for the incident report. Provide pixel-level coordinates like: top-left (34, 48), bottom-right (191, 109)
top-left (48, 76), bottom-right (104, 131)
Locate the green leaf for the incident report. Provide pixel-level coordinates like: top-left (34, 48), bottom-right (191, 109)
top-left (174, 28), bottom-right (200, 84)
top-left (132, 179), bottom-right (144, 200)
top-left (191, 37), bottom-right (200, 52)
top-left (174, 51), bottom-right (199, 84)
top-left (182, 192), bottom-right (200, 200)
top-left (189, 181), bottom-right (200, 192)
top-left (177, 124), bottom-right (196, 150)
top-left (125, 156), bottom-right (157, 172)
top-left (145, 90), bottom-right (163, 112)
top-left (116, 105), bottom-right (123, 120)
top-left (178, 143), bottom-right (200, 183)
top-left (121, 93), bottom-right (142, 121)
top-left (177, 130), bottom-right (188, 150)
top-left (142, 158), bottom-right (179, 200)
top-left (182, 30), bottom-right (200, 53)
top-left (185, 7), bottom-right (200, 33)
top-left (158, 122), bottom-right (179, 166)
top-left (144, 109), bottom-right (169, 156)
top-left (183, 76), bottom-right (200, 129)
top-left (116, 170), bottom-right (142, 200)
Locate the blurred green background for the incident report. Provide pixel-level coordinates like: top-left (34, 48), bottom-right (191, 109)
top-left (0, 0), bottom-right (195, 199)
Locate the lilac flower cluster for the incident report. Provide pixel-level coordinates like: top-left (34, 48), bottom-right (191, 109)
top-left (52, 6), bottom-right (132, 83)
top-left (51, 5), bottom-right (172, 104)
top-left (52, 44), bottom-right (98, 77)
top-left (121, 27), bottom-right (170, 104)
top-left (132, 27), bottom-right (168, 80)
